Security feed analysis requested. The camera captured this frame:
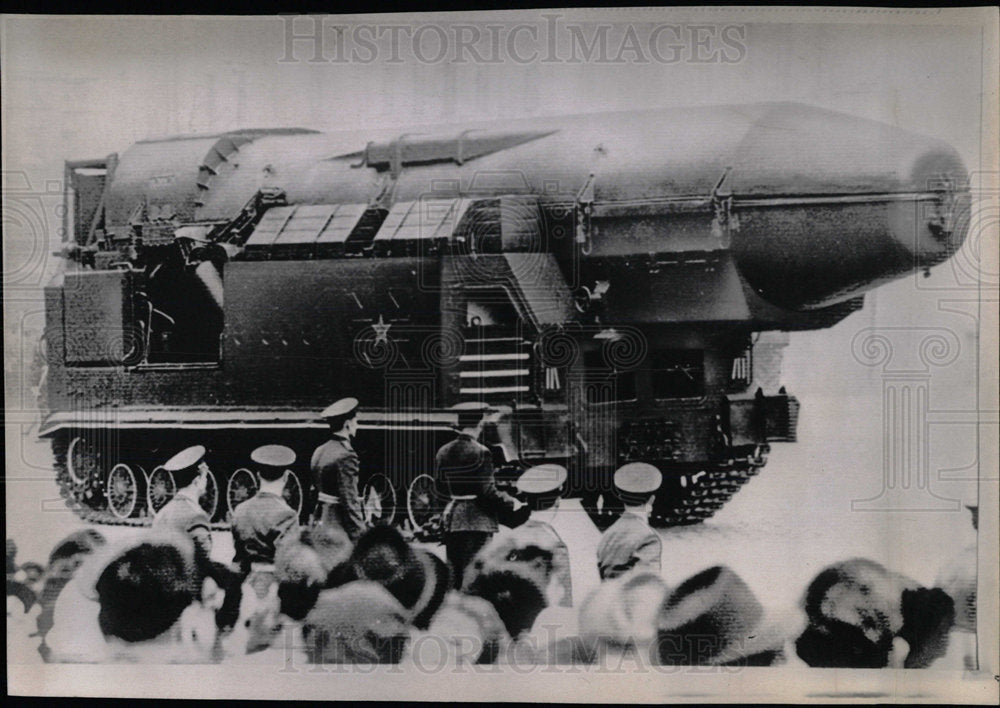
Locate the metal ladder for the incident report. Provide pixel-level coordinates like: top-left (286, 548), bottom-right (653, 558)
top-left (457, 332), bottom-right (533, 405)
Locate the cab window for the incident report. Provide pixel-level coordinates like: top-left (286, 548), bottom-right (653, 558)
top-left (651, 350), bottom-right (704, 399)
top-left (583, 349), bottom-right (637, 403)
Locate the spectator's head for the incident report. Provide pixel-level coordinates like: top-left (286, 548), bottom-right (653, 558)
top-left (7, 578), bottom-right (37, 615)
top-left (579, 572), bottom-right (669, 656)
top-left (303, 581), bottom-right (410, 664)
top-left (465, 568), bottom-right (547, 640)
top-left (295, 525), bottom-right (353, 587)
top-left (223, 575), bottom-right (281, 658)
top-left (6, 538), bottom-right (17, 575)
top-left (424, 591), bottom-right (511, 665)
top-left (349, 526), bottom-right (417, 603)
top-left (47, 529), bottom-right (107, 580)
top-left (796, 558), bottom-right (953, 669)
top-left (91, 532), bottom-right (216, 662)
top-left (655, 565), bottom-right (785, 667)
top-left (33, 530), bottom-right (107, 640)
top-left (348, 526), bottom-right (449, 627)
top-left (409, 549), bottom-right (452, 630)
top-left (798, 559), bottom-right (896, 668)
top-left (466, 529), bottom-right (557, 604)
top-left (274, 539), bottom-right (326, 621)
top-left (95, 534), bottom-right (200, 643)
top-left (897, 586), bottom-right (955, 668)
top-left (20, 562), bottom-right (45, 586)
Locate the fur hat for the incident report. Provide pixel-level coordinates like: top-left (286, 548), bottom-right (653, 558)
top-left (89, 532), bottom-right (201, 643)
top-left (936, 545), bottom-right (976, 633)
top-left (465, 568), bottom-right (548, 640)
top-left (348, 526), bottom-right (450, 628)
top-left (464, 528), bottom-right (556, 598)
top-left (656, 565), bottom-right (785, 666)
top-left (274, 539), bottom-right (327, 621)
top-left (294, 524), bottom-right (353, 586)
top-left (796, 558), bottom-right (955, 669)
top-left (350, 525), bottom-right (423, 608)
top-left (425, 591), bottom-right (511, 664)
top-left (579, 572), bottom-right (669, 651)
top-left (47, 529), bottom-right (107, 569)
top-left (410, 549), bottom-right (452, 630)
top-left (303, 581), bottom-right (410, 664)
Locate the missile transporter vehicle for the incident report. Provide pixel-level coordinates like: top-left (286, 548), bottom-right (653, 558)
top-left (40, 102), bottom-right (969, 531)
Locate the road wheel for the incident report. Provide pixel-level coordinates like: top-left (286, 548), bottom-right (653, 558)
top-left (147, 466), bottom-right (176, 515)
top-left (227, 467), bottom-right (258, 518)
top-left (67, 435), bottom-right (94, 485)
top-left (67, 435), bottom-right (103, 504)
top-left (106, 463), bottom-right (143, 519)
top-left (200, 468), bottom-right (220, 520)
top-left (361, 473), bottom-right (397, 526)
top-left (283, 469), bottom-right (305, 518)
top-left (407, 474), bottom-right (442, 533)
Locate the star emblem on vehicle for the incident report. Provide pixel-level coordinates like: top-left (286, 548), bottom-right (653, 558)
top-left (371, 315), bottom-right (391, 345)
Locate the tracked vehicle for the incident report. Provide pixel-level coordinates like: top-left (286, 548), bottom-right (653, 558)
top-left (40, 102), bottom-right (969, 530)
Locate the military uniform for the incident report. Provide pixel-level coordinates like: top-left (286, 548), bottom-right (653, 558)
top-left (232, 445), bottom-right (300, 578)
top-left (152, 445), bottom-right (242, 631)
top-left (512, 464), bottom-right (573, 607)
top-left (152, 446), bottom-right (213, 560)
top-left (154, 490), bottom-right (213, 556)
top-left (596, 462), bottom-right (663, 581)
top-left (311, 399), bottom-right (367, 541)
top-left (596, 512), bottom-right (662, 580)
top-left (232, 492), bottom-right (298, 574)
top-left (436, 431), bottom-right (519, 588)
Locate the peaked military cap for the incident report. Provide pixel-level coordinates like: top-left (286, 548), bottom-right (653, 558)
top-left (613, 462), bottom-right (662, 495)
top-left (321, 397), bottom-right (359, 419)
top-left (451, 401), bottom-right (492, 427)
top-left (515, 464), bottom-right (568, 495)
top-left (163, 445), bottom-right (207, 473)
top-left (451, 401), bottom-right (491, 411)
top-left (251, 444), bottom-right (296, 469)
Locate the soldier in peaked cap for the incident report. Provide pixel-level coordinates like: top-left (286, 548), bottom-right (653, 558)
top-left (152, 445), bottom-right (245, 632)
top-left (152, 445), bottom-right (214, 560)
top-left (435, 402), bottom-right (524, 589)
top-left (596, 463), bottom-right (663, 581)
top-left (226, 445), bottom-right (303, 660)
top-left (507, 464), bottom-right (574, 608)
top-left (311, 398), bottom-right (368, 541)
top-left (231, 445), bottom-right (300, 581)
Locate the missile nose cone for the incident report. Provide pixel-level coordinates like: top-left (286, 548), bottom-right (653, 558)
top-left (896, 147), bottom-right (970, 269)
top-left (729, 105), bottom-right (971, 311)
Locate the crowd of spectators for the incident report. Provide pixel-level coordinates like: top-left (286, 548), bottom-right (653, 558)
top-left (6, 516), bottom-right (975, 671)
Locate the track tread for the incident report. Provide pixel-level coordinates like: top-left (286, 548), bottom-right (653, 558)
top-left (651, 455), bottom-right (768, 528)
